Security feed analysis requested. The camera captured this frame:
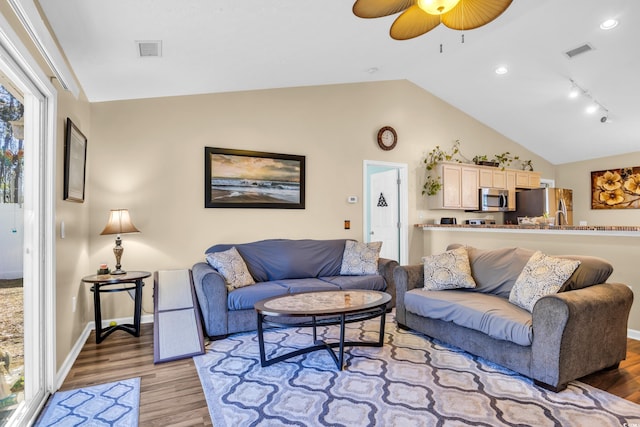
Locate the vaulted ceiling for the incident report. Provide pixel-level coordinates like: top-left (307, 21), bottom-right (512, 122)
top-left (37, 0), bottom-right (640, 165)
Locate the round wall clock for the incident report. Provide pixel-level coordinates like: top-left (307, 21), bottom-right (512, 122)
top-left (377, 126), bottom-right (397, 151)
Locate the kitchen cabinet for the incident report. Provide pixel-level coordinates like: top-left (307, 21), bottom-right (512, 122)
top-left (516, 171), bottom-right (541, 189)
top-left (429, 163), bottom-right (479, 210)
top-left (479, 168), bottom-right (506, 189)
top-left (428, 163), bottom-right (541, 210)
top-left (506, 171), bottom-right (516, 211)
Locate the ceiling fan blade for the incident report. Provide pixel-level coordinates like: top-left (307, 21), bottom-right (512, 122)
top-left (353, 0), bottom-right (413, 19)
top-left (390, 5), bottom-right (441, 40)
top-left (441, 0), bottom-right (513, 30)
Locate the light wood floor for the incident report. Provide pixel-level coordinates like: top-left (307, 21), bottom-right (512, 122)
top-left (59, 324), bottom-right (640, 426)
top-left (60, 324), bottom-right (212, 426)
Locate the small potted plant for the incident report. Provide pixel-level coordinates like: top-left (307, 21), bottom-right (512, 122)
top-left (493, 152), bottom-right (519, 170)
top-left (473, 155), bottom-right (499, 167)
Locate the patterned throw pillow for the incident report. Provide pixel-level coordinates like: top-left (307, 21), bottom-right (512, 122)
top-left (509, 251), bottom-right (581, 312)
top-left (206, 247), bottom-right (255, 292)
top-left (340, 241), bottom-right (382, 276)
top-left (421, 246), bottom-right (476, 291)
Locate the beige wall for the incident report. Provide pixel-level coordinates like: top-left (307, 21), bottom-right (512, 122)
top-left (555, 151), bottom-right (640, 226)
top-left (55, 84), bottom-right (91, 369)
top-left (87, 80), bottom-right (553, 320)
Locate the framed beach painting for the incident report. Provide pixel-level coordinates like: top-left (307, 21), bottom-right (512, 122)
top-left (204, 147), bottom-right (305, 209)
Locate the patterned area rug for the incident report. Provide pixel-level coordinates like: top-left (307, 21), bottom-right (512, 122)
top-left (194, 313), bottom-right (640, 427)
top-left (35, 378), bottom-right (140, 427)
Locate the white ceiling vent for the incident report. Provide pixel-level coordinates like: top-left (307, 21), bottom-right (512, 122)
top-left (564, 43), bottom-right (594, 59)
top-left (136, 40), bottom-right (162, 58)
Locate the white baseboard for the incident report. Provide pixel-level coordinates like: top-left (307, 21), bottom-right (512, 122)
top-left (628, 328), bottom-right (640, 341)
top-left (55, 315), bottom-right (154, 389)
top-left (55, 322), bottom-right (92, 389)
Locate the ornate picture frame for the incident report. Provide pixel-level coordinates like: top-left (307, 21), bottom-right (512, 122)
top-left (204, 147), bottom-right (305, 209)
top-left (63, 118), bottom-right (88, 202)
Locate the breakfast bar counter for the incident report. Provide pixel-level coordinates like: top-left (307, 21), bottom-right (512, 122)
top-left (418, 224), bottom-right (640, 237)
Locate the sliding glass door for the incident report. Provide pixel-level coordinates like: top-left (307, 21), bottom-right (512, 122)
top-left (0, 26), bottom-right (56, 426)
top-left (0, 79), bottom-right (26, 425)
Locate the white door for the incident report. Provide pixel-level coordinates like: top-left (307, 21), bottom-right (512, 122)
top-left (369, 169), bottom-right (400, 261)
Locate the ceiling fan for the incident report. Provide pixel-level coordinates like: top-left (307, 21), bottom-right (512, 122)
top-left (352, 0), bottom-right (513, 40)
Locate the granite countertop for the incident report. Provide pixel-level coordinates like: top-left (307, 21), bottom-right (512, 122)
top-left (417, 223), bottom-right (640, 236)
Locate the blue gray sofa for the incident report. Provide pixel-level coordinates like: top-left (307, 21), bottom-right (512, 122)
top-left (393, 244), bottom-right (633, 392)
top-left (192, 239), bottom-right (398, 339)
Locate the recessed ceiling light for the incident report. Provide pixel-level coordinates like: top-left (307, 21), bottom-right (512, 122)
top-left (495, 66), bottom-right (508, 75)
top-left (600, 19), bottom-right (618, 30)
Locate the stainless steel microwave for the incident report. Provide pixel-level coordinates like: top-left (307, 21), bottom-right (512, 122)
top-left (479, 188), bottom-right (509, 212)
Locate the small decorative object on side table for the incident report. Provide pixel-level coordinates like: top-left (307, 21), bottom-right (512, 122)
top-left (82, 271), bottom-right (151, 343)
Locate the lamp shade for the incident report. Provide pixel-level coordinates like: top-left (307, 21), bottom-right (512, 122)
top-left (100, 209), bottom-right (140, 235)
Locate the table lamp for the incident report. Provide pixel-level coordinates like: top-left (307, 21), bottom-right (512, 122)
top-left (100, 209), bottom-right (140, 275)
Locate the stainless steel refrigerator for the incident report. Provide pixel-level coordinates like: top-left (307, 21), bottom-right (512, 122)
top-left (504, 188), bottom-right (573, 225)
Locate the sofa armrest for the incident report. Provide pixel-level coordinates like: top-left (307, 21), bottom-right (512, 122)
top-left (378, 257), bottom-right (399, 308)
top-left (192, 262), bottom-right (229, 337)
top-left (393, 264), bottom-right (424, 326)
top-left (531, 282), bottom-right (633, 390)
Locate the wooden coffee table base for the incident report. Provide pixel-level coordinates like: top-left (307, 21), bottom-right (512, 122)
top-left (256, 307), bottom-right (387, 370)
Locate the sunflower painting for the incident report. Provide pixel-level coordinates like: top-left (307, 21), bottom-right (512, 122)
top-left (591, 167), bottom-right (640, 209)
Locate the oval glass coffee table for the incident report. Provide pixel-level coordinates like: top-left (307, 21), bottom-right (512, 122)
top-left (254, 290), bottom-right (391, 370)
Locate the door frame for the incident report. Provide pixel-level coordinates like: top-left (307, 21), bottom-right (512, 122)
top-left (363, 160), bottom-right (408, 265)
top-left (0, 10), bottom-right (57, 426)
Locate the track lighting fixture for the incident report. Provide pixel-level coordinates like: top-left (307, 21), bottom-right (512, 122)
top-left (567, 79), bottom-right (609, 122)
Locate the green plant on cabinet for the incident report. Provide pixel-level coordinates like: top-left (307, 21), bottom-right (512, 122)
top-left (423, 140), bottom-right (534, 196)
top-left (423, 140), bottom-right (463, 196)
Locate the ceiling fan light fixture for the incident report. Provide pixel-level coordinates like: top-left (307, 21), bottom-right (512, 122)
top-left (417, 0), bottom-right (461, 15)
top-left (353, 0), bottom-right (512, 40)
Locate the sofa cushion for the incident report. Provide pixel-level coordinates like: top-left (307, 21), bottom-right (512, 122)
top-left (509, 251), bottom-right (581, 312)
top-left (320, 275), bottom-right (386, 291)
top-left (206, 239), bottom-right (346, 282)
top-left (227, 282), bottom-right (289, 311)
top-left (405, 289), bottom-right (533, 346)
top-left (422, 246), bottom-right (476, 291)
top-left (340, 241), bottom-right (382, 275)
top-left (447, 244), bottom-right (536, 298)
top-left (271, 278), bottom-right (340, 294)
top-left (447, 244), bottom-right (615, 297)
top-left (556, 255), bottom-right (613, 292)
top-left (206, 247), bottom-right (255, 292)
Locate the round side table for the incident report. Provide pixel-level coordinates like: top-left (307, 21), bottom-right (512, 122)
top-left (82, 271), bottom-right (151, 344)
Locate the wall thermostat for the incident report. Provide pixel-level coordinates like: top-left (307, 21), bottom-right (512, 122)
top-left (347, 196), bottom-right (358, 204)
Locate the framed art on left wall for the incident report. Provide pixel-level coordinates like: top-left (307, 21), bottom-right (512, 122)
top-left (63, 118), bottom-right (87, 202)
